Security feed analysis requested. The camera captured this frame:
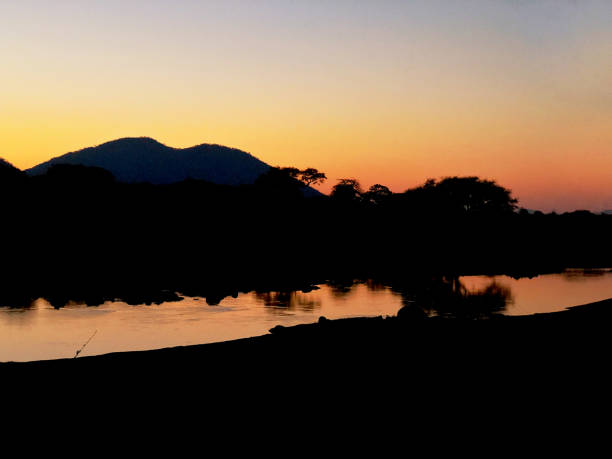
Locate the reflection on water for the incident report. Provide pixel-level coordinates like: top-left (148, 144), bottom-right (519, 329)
top-left (389, 276), bottom-right (514, 319)
top-left (0, 283), bottom-right (402, 362)
top-left (254, 291), bottom-right (322, 311)
top-left (1, 269), bottom-right (612, 362)
top-left (561, 268), bottom-right (612, 281)
top-left (328, 279), bottom-right (358, 298)
top-left (460, 268), bottom-right (612, 316)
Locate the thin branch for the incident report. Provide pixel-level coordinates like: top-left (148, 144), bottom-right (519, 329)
top-left (74, 330), bottom-right (98, 359)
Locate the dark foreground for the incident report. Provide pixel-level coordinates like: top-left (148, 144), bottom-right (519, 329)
top-left (4, 300), bottom-right (612, 443)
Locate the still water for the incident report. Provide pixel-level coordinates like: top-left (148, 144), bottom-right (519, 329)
top-left (1, 269), bottom-right (612, 362)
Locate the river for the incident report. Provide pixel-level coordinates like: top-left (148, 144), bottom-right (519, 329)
top-left (2, 268), bottom-right (611, 362)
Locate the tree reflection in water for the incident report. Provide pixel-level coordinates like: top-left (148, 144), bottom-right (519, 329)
top-left (253, 276), bottom-right (513, 318)
top-left (387, 276), bottom-right (513, 319)
top-left (365, 279), bottom-right (387, 292)
top-left (327, 279), bottom-right (357, 298)
top-left (252, 276), bottom-right (513, 319)
top-left (1, 275), bottom-right (512, 319)
top-left (254, 291), bottom-right (321, 311)
top-left (561, 268), bottom-right (611, 282)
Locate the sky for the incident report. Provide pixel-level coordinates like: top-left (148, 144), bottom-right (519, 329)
top-left (1, 0), bottom-right (611, 211)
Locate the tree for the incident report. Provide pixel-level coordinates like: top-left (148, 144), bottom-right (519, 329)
top-left (405, 176), bottom-right (518, 215)
top-left (363, 184), bottom-right (392, 205)
top-left (299, 168), bottom-right (327, 187)
top-left (280, 167), bottom-right (327, 188)
top-left (330, 178), bottom-right (362, 203)
top-left (279, 167), bottom-right (300, 179)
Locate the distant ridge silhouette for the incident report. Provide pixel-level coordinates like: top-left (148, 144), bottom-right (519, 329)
top-left (0, 157), bottom-right (24, 182)
top-left (26, 137), bottom-right (273, 186)
top-left (0, 158), bottom-right (19, 172)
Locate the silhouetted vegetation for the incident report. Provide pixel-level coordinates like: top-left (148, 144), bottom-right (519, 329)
top-left (1, 161), bottom-right (610, 308)
top-left (405, 176), bottom-right (518, 215)
top-left (330, 178), bottom-right (363, 204)
top-left (280, 167), bottom-right (327, 187)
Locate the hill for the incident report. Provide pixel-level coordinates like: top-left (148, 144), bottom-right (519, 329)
top-left (26, 137), bottom-right (272, 186)
top-left (1, 158), bottom-right (20, 173)
top-left (0, 158), bottom-right (25, 183)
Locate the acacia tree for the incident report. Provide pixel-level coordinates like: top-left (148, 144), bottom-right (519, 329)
top-left (280, 167), bottom-right (327, 188)
top-left (279, 167), bottom-right (300, 179)
top-left (330, 178), bottom-right (363, 203)
top-left (299, 168), bottom-right (327, 187)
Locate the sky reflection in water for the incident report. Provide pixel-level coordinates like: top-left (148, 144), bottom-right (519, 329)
top-left (1, 269), bottom-right (612, 362)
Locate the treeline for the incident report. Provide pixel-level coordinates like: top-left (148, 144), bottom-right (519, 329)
top-left (1, 160), bottom-right (611, 307)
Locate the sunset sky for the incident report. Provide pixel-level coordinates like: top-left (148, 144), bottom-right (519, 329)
top-left (1, 0), bottom-right (610, 211)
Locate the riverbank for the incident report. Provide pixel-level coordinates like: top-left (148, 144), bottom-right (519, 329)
top-left (3, 298), bottom-right (612, 436)
top-left (3, 298), bottom-right (612, 382)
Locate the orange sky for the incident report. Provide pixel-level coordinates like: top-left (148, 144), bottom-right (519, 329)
top-left (1, 1), bottom-right (610, 211)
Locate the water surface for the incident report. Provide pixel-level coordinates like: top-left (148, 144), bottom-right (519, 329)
top-left (0, 283), bottom-right (401, 362)
top-left (2, 269), bottom-right (612, 362)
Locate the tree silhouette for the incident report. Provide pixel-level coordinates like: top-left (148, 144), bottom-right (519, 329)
top-left (405, 176), bottom-right (518, 215)
top-left (363, 184), bottom-right (392, 205)
top-left (280, 167), bottom-right (327, 188)
top-left (279, 167), bottom-right (300, 179)
top-left (299, 168), bottom-right (327, 187)
top-left (331, 178), bottom-right (362, 203)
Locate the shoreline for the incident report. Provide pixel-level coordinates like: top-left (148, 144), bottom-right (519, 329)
top-left (3, 297), bottom-right (612, 371)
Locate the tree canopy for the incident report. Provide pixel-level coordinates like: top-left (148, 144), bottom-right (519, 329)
top-left (330, 178), bottom-right (363, 203)
top-left (363, 184), bottom-right (392, 205)
top-left (280, 167), bottom-right (327, 187)
top-left (404, 176), bottom-right (518, 215)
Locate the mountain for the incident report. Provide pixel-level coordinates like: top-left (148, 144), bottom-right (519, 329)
top-left (0, 158), bottom-right (24, 181)
top-left (1, 158), bottom-right (19, 172)
top-left (26, 137), bottom-right (272, 186)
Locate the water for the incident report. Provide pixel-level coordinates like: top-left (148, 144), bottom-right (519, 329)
top-left (1, 269), bottom-right (612, 362)
top-left (460, 269), bottom-right (612, 316)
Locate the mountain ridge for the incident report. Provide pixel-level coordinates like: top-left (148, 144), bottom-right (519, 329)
top-left (0, 157), bottom-right (24, 182)
top-left (1, 157), bottom-right (19, 171)
top-left (26, 137), bottom-right (273, 186)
